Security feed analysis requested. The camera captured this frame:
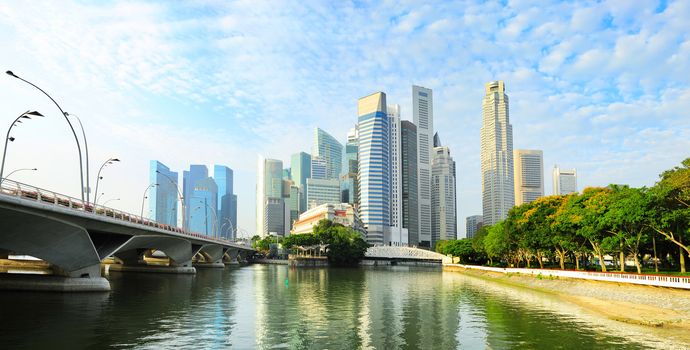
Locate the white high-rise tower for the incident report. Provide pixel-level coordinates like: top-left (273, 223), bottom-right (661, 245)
top-left (387, 104), bottom-right (408, 246)
top-left (480, 81), bottom-right (514, 225)
top-left (553, 166), bottom-right (578, 195)
top-left (413, 85), bottom-right (433, 248)
top-left (513, 149), bottom-right (544, 205)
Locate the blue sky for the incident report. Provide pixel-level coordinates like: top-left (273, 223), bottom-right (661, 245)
top-left (1, 0), bottom-right (689, 236)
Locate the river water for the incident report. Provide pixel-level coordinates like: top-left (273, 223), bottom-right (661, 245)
top-left (0, 265), bottom-right (681, 349)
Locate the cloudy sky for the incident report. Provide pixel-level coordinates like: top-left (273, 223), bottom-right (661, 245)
top-left (1, 0), bottom-right (689, 237)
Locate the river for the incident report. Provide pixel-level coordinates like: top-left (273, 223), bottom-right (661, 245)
top-left (0, 265), bottom-right (680, 349)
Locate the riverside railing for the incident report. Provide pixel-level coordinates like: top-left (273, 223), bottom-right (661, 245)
top-left (0, 178), bottom-right (236, 246)
top-left (447, 264), bottom-right (690, 290)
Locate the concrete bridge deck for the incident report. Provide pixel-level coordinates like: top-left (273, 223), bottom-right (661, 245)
top-left (0, 179), bottom-right (254, 291)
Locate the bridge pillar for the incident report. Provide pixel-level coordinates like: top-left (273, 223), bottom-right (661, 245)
top-left (224, 249), bottom-right (240, 265)
top-left (193, 245), bottom-right (225, 269)
top-left (108, 236), bottom-right (196, 274)
top-left (238, 250), bottom-right (249, 264)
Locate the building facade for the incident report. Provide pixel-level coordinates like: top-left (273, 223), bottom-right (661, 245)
top-left (291, 203), bottom-right (364, 235)
top-left (413, 85), bottom-right (433, 248)
top-left (214, 165), bottom-right (236, 240)
top-left (357, 92), bottom-right (390, 244)
top-left (311, 156), bottom-right (327, 180)
top-left (313, 127), bottom-right (343, 181)
top-left (183, 164), bottom-right (208, 226)
top-left (466, 215), bottom-right (483, 239)
top-left (291, 152), bottom-right (311, 213)
top-left (513, 150), bottom-right (544, 206)
top-left (341, 126), bottom-right (359, 205)
top-left (400, 120), bottom-right (419, 247)
top-left (257, 156), bottom-right (285, 236)
top-left (149, 160), bottom-right (179, 226)
top-left (553, 166), bottom-right (578, 195)
top-left (480, 81), bottom-right (515, 225)
top-left (432, 146), bottom-right (457, 244)
top-left (306, 178), bottom-right (341, 209)
top-left (189, 177), bottom-right (218, 237)
top-left (387, 104), bottom-right (407, 245)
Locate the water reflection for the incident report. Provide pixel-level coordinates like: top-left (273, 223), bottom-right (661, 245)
top-left (0, 265), bottom-right (684, 349)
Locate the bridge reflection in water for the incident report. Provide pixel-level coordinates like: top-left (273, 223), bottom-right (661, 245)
top-left (0, 179), bottom-right (254, 291)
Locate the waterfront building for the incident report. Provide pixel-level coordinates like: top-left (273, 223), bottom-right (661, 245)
top-left (313, 127), bottom-right (343, 180)
top-left (388, 104), bottom-right (407, 245)
top-left (400, 120), bottom-right (419, 247)
top-left (432, 146), bottom-right (457, 243)
top-left (189, 177), bottom-right (218, 237)
top-left (291, 152), bottom-right (311, 213)
top-left (553, 166), bottom-right (578, 195)
top-left (513, 150), bottom-right (544, 206)
top-left (341, 126), bottom-right (359, 205)
top-left (291, 203), bottom-right (364, 235)
top-left (287, 184), bottom-right (301, 229)
top-left (311, 156), bottom-right (327, 180)
top-left (183, 165), bottom-right (208, 226)
top-left (413, 85), bottom-right (433, 248)
top-left (149, 160), bottom-right (179, 226)
top-left (466, 215), bottom-right (483, 239)
top-left (214, 165), bottom-right (236, 240)
top-left (306, 178), bottom-right (341, 209)
top-left (257, 156), bottom-right (285, 236)
top-left (357, 92), bottom-right (390, 244)
top-left (480, 80), bottom-right (515, 225)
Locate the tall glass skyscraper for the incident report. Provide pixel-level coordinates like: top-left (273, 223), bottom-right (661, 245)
top-left (432, 146), bottom-right (457, 244)
top-left (306, 178), bottom-right (341, 209)
top-left (357, 92), bottom-right (390, 244)
top-left (183, 165), bottom-right (208, 226)
top-left (341, 126), bottom-right (359, 205)
top-left (291, 152), bottom-right (311, 213)
top-left (189, 177), bottom-right (218, 237)
top-left (480, 81), bottom-right (514, 225)
top-left (256, 156), bottom-right (285, 236)
top-left (214, 165), bottom-right (236, 240)
top-left (313, 128), bottom-right (343, 180)
top-left (513, 149), bottom-right (544, 205)
top-left (311, 156), bottom-right (327, 180)
top-left (400, 121), bottom-right (419, 246)
top-left (413, 85), bottom-right (433, 248)
top-left (149, 160), bottom-right (179, 226)
top-left (387, 104), bottom-right (407, 245)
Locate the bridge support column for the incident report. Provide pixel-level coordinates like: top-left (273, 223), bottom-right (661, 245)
top-left (108, 236), bottom-right (196, 274)
top-left (193, 245), bottom-right (225, 269)
top-left (224, 249), bottom-right (240, 265)
top-left (238, 250), bottom-right (249, 264)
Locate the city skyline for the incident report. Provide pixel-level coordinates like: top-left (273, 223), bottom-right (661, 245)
top-left (2, 1), bottom-right (689, 237)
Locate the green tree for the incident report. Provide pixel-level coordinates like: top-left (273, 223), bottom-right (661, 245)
top-left (484, 222), bottom-right (510, 266)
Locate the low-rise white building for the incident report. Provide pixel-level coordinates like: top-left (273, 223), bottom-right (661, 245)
top-left (291, 203), bottom-right (364, 235)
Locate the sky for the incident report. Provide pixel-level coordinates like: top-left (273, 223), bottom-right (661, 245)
top-left (1, 0), bottom-right (689, 237)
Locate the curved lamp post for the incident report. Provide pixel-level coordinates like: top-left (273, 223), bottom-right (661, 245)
top-left (221, 218), bottom-right (235, 241)
top-left (66, 114), bottom-right (91, 203)
top-left (0, 167), bottom-right (37, 186)
top-left (192, 201), bottom-right (219, 238)
top-left (102, 198), bottom-right (120, 207)
top-left (156, 170), bottom-right (186, 230)
top-left (6, 70), bottom-right (85, 202)
top-left (93, 157), bottom-right (120, 205)
top-left (141, 183), bottom-right (159, 219)
top-left (1, 110), bottom-right (43, 181)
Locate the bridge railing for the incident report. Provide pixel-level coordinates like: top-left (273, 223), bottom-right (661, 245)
top-left (0, 178), bottom-right (241, 246)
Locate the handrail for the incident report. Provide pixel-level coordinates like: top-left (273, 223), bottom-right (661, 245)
top-left (0, 178), bottom-right (246, 247)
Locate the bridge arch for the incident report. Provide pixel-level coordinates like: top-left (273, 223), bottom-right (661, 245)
top-left (111, 235), bottom-right (195, 267)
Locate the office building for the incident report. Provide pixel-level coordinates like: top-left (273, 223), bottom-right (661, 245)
top-left (257, 156), bottom-right (285, 236)
top-left (149, 160), bottom-right (179, 226)
top-left (291, 203), bottom-right (364, 235)
top-left (341, 126), bottom-right (359, 205)
top-left (432, 146), bottom-right (457, 244)
top-left (553, 166), bottom-right (578, 195)
top-left (183, 165), bottom-right (208, 226)
top-left (214, 165), bottom-right (236, 240)
top-left (513, 150), bottom-right (544, 206)
top-left (313, 128), bottom-right (343, 180)
top-left (357, 92), bottom-right (390, 244)
top-left (306, 178), bottom-right (341, 209)
top-left (189, 177), bottom-right (218, 237)
top-left (291, 152), bottom-right (311, 213)
top-left (388, 103), bottom-right (408, 245)
top-left (400, 121), bottom-right (419, 246)
top-left (466, 215), bottom-right (483, 239)
top-left (480, 81), bottom-right (514, 225)
top-left (413, 85), bottom-right (433, 248)
top-left (311, 156), bottom-right (327, 180)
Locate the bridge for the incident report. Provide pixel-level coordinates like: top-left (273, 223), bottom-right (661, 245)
top-left (0, 179), bottom-right (254, 291)
top-left (364, 246), bottom-right (453, 265)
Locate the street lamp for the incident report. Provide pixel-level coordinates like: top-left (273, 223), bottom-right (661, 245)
top-left (93, 157), bottom-right (120, 205)
top-left (156, 169), bottom-right (186, 230)
top-left (0, 168), bottom-right (37, 186)
top-left (141, 183), bottom-right (159, 219)
top-left (221, 218), bottom-right (235, 241)
top-left (191, 200), bottom-right (219, 238)
top-left (6, 70), bottom-right (85, 202)
top-left (1, 110), bottom-right (43, 181)
top-left (102, 198), bottom-right (120, 207)
top-left (66, 113), bottom-right (91, 203)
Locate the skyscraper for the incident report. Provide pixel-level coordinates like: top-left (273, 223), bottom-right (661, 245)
top-left (306, 178), bottom-right (341, 209)
top-left (183, 165), bottom-right (208, 226)
top-left (291, 152), bottom-right (311, 213)
top-left (149, 160), bottom-right (179, 226)
top-left (513, 150), bottom-right (544, 206)
top-left (432, 146), bottom-right (457, 244)
top-left (257, 156), bottom-right (285, 236)
top-left (214, 165), bottom-right (236, 240)
top-left (466, 215), bottom-right (483, 239)
top-left (341, 126), bottom-right (359, 205)
top-left (553, 166), bottom-right (578, 195)
top-left (358, 92), bottom-right (390, 244)
top-left (189, 177), bottom-right (218, 237)
top-left (413, 85), bottom-right (433, 248)
top-left (400, 121), bottom-right (419, 247)
top-left (313, 127), bottom-right (343, 180)
top-left (480, 81), bottom-right (514, 225)
top-left (387, 104), bottom-right (407, 245)
top-left (311, 156), bottom-right (327, 180)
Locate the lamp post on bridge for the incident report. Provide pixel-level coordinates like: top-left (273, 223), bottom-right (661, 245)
top-left (6, 71), bottom-right (86, 202)
top-left (141, 183), bottom-right (159, 219)
top-left (66, 114), bottom-right (91, 203)
top-left (93, 157), bottom-right (120, 205)
top-left (156, 170), bottom-right (186, 230)
top-left (1, 110), bottom-right (44, 183)
top-left (102, 198), bottom-right (120, 207)
top-left (1, 168), bottom-right (38, 186)
top-left (192, 200), bottom-right (219, 239)
top-left (220, 218), bottom-right (235, 241)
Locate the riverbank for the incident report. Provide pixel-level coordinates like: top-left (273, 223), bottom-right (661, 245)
top-left (446, 265), bottom-right (690, 336)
